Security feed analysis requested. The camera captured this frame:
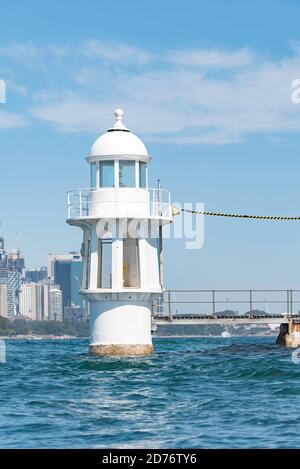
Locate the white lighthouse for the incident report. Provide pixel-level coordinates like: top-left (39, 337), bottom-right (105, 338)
top-left (67, 109), bottom-right (172, 355)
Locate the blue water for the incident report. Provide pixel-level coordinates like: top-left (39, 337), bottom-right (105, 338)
top-left (1, 336), bottom-right (300, 448)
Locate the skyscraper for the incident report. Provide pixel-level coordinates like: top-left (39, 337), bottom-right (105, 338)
top-left (0, 284), bottom-right (8, 318)
top-left (7, 270), bottom-right (22, 318)
top-left (51, 254), bottom-right (84, 317)
top-left (0, 238), bottom-right (8, 282)
top-left (0, 240), bottom-right (25, 319)
top-left (48, 252), bottom-right (81, 281)
top-left (49, 289), bottom-right (63, 321)
top-left (7, 250), bottom-right (25, 319)
top-left (25, 267), bottom-right (48, 283)
top-left (19, 282), bottom-right (62, 321)
top-left (54, 261), bottom-right (71, 309)
top-left (7, 250), bottom-right (25, 272)
top-left (19, 283), bottom-right (33, 319)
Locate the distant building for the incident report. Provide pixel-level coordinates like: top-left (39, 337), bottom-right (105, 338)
top-left (41, 282), bottom-right (50, 320)
top-left (64, 306), bottom-right (88, 322)
top-left (0, 237), bottom-right (8, 281)
top-left (33, 284), bottom-right (45, 320)
top-left (0, 284), bottom-right (8, 318)
top-left (19, 282), bottom-right (62, 321)
top-left (7, 270), bottom-right (22, 318)
top-left (19, 283), bottom-right (33, 318)
top-left (20, 283), bottom-right (43, 320)
top-left (0, 241), bottom-right (25, 319)
top-left (25, 267), bottom-right (48, 283)
top-left (7, 250), bottom-right (25, 272)
top-left (51, 253), bottom-right (84, 316)
top-left (48, 252), bottom-right (81, 281)
top-left (49, 289), bottom-right (63, 321)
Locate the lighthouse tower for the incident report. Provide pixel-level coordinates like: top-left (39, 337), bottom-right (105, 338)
top-left (67, 109), bottom-right (172, 355)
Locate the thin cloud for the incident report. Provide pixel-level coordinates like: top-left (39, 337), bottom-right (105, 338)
top-left (166, 47), bottom-right (253, 68)
top-left (0, 43), bottom-right (42, 66)
top-left (3, 40), bottom-right (300, 143)
top-left (80, 39), bottom-right (153, 64)
top-left (0, 110), bottom-right (27, 129)
top-left (7, 79), bottom-right (28, 96)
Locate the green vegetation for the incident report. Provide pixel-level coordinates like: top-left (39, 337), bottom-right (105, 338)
top-left (0, 316), bottom-right (89, 337)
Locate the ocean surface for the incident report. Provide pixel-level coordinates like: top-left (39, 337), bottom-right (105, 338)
top-left (1, 336), bottom-right (300, 448)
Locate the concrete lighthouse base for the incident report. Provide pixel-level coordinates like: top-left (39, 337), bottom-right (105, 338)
top-left (89, 301), bottom-right (154, 356)
top-left (89, 344), bottom-right (153, 355)
top-left (276, 322), bottom-right (300, 348)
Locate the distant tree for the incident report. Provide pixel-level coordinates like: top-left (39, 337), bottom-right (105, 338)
top-left (74, 320), bottom-right (89, 337)
top-left (0, 316), bottom-right (15, 336)
top-left (30, 320), bottom-right (64, 335)
top-left (0, 317), bottom-right (89, 337)
top-left (13, 318), bottom-right (30, 335)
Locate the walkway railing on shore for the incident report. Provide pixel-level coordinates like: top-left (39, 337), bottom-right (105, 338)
top-left (153, 289), bottom-right (300, 320)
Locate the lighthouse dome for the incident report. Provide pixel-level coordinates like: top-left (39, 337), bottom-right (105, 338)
top-left (89, 109), bottom-right (149, 160)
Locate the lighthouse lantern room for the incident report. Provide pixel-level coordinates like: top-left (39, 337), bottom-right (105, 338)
top-left (67, 109), bottom-right (172, 355)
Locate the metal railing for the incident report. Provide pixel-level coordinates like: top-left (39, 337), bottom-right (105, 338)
top-left (67, 187), bottom-right (171, 219)
top-left (153, 289), bottom-right (300, 320)
top-left (67, 190), bottom-right (89, 218)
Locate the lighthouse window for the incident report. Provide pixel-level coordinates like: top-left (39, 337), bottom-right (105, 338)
top-left (119, 161), bottom-right (135, 187)
top-left (98, 239), bottom-right (112, 288)
top-left (139, 162), bottom-right (147, 188)
top-left (99, 161), bottom-right (114, 187)
top-left (123, 238), bottom-right (140, 288)
top-left (90, 163), bottom-right (97, 188)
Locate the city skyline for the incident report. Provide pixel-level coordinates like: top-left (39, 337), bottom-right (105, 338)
top-left (0, 234), bottom-right (86, 321)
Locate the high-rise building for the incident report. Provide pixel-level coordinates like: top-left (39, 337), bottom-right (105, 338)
top-left (42, 282), bottom-right (50, 320)
top-left (19, 282), bottom-right (61, 321)
top-left (53, 261), bottom-right (71, 309)
top-left (7, 250), bottom-right (25, 272)
top-left (49, 289), bottom-right (63, 321)
top-left (48, 252), bottom-right (81, 281)
top-left (0, 239), bottom-right (9, 318)
top-left (32, 283), bottom-right (44, 320)
top-left (7, 270), bottom-right (22, 318)
top-left (0, 284), bottom-right (8, 318)
top-left (0, 238), bottom-right (8, 281)
top-left (20, 283), bottom-right (42, 320)
top-left (19, 283), bottom-right (33, 319)
top-left (51, 254), bottom-right (84, 316)
top-left (0, 242), bottom-right (25, 319)
top-left (25, 267), bottom-right (48, 283)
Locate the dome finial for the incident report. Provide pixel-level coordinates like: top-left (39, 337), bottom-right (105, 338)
top-left (115, 108), bottom-right (124, 122)
top-left (112, 108), bottom-right (128, 131)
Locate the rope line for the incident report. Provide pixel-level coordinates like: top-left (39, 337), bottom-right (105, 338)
top-left (182, 209), bottom-right (300, 221)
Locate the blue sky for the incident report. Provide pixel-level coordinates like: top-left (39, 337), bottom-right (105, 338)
top-left (1, 0), bottom-right (300, 289)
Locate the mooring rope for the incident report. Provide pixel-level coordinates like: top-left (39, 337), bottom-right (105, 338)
top-left (181, 209), bottom-right (300, 221)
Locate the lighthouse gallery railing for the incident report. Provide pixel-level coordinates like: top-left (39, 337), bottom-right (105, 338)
top-left (67, 187), bottom-right (171, 219)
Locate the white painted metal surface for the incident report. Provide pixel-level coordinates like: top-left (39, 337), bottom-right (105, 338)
top-left (90, 301), bottom-right (152, 346)
top-left (67, 187), bottom-right (172, 221)
top-left (66, 109), bottom-right (172, 354)
top-left (89, 109), bottom-right (149, 160)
